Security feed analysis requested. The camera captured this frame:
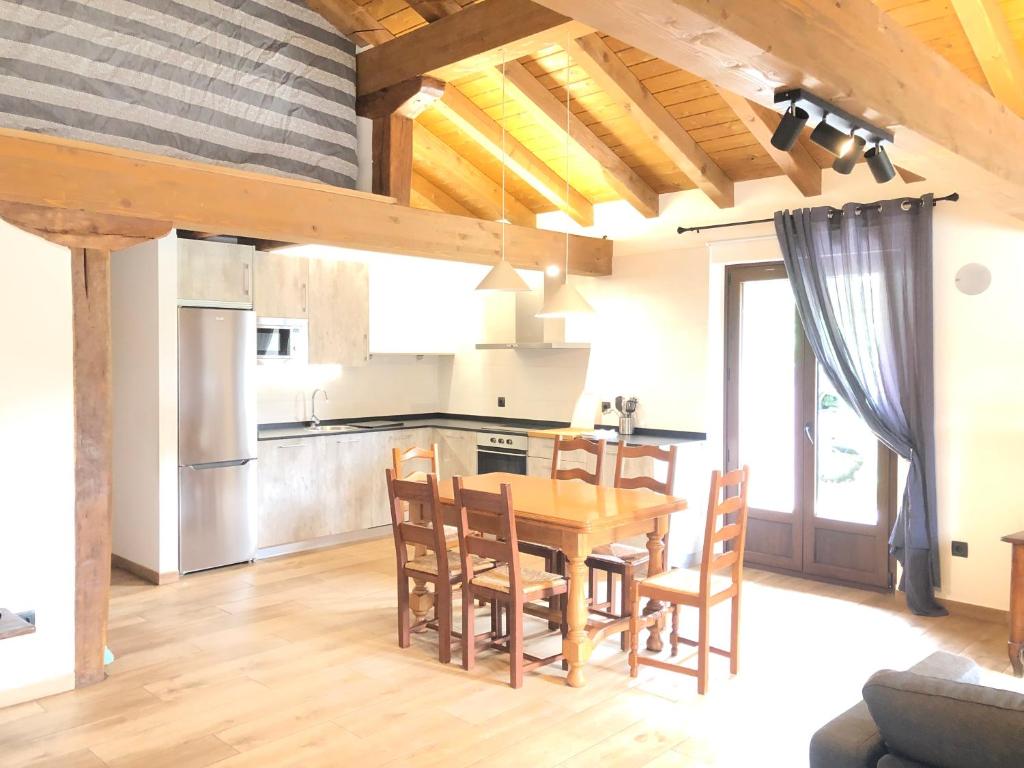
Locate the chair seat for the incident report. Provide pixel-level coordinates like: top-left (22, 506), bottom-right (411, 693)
top-left (406, 549), bottom-right (493, 577)
top-left (589, 542), bottom-right (650, 563)
top-left (472, 565), bottom-right (566, 595)
top-left (641, 568), bottom-right (733, 600)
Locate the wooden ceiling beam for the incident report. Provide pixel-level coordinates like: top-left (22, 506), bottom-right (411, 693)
top-left (569, 33), bottom-right (734, 208)
top-left (407, 0), bottom-right (463, 22)
top-left (0, 128), bottom-right (610, 275)
top-left (410, 172), bottom-right (476, 217)
top-left (431, 86), bottom-right (594, 226)
top-left (950, 0), bottom-right (1024, 117)
top-left (502, 61), bottom-right (660, 218)
top-left (413, 122), bottom-right (536, 226)
top-left (356, 76), bottom-right (446, 120)
top-left (305, 0), bottom-right (394, 46)
top-left (0, 202), bottom-right (171, 250)
top-left (357, 0), bottom-right (589, 97)
top-left (715, 88), bottom-right (821, 197)
top-left (528, 0), bottom-right (1024, 207)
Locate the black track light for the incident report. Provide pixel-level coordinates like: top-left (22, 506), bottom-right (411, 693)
top-left (810, 114), bottom-right (856, 157)
top-left (865, 144), bottom-right (896, 183)
top-left (770, 104), bottom-right (809, 151)
top-left (832, 134), bottom-right (867, 175)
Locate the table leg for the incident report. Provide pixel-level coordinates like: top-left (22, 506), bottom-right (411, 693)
top-left (643, 524), bottom-right (668, 652)
top-left (564, 554), bottom-right (592, 688)
top-left (1010, 543), bottom-right (1024, 677)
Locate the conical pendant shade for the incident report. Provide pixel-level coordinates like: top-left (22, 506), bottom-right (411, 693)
top-left (536, 281), bottom-right (594, 318)
top-left (475, 259), bottom-right (529, 291)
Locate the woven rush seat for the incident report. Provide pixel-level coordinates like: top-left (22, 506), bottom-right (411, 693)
top-left (642, 567), bottom-right (733, 598)
top-left (589, 542), bottom-right (649, 562)
top-left (406, 549), bottom-right (494, 577)
top-left (472, 565), bottom-right (566, 595)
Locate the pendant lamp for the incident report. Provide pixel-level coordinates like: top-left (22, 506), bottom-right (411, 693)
top-left (476, 52), bottom-right (529, 292)
top-left (537, 40), bottom-right (594, 318)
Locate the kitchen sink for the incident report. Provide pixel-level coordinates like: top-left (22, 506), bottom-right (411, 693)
top-left (304, 424), bottom-right (364, 434)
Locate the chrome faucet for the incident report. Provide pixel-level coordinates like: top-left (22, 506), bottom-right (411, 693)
top-left (310, 388), bottom-right (328, 428)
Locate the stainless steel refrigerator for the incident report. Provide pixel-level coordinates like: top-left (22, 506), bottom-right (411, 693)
top-left (178, 307), bottom-right (257, 573)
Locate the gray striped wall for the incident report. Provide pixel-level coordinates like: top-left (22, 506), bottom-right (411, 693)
top-left (0, 0), bottom-right (358, 188)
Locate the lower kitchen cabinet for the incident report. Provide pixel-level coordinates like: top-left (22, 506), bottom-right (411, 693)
top-left (435, 428), bottom-right (477, 481)
top-left (257, 438), bottom-right (328, 548)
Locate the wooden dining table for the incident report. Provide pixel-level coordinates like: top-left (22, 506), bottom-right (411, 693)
top-left (429, 472), bottom-right (688, 688)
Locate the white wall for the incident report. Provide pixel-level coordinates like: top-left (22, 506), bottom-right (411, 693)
top-left (0, 221), bottom-right (76, 707)
top-left (110, 237), bottom-right (178, 577)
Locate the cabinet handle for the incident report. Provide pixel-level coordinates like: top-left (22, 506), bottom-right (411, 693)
top-left (243, 262), bottom-right (251, 297)
top-left (303, 283), bottom-right (308, 314)
top-left (364, 332), bottom-right (369, 361)
top-left (276, 442), bottom-right (307, 449)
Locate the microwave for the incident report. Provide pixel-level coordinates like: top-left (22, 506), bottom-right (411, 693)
top-left (256, 318), bottom-right (308, 363)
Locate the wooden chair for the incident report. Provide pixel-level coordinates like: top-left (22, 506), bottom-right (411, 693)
top-left (521, 436), bottom-right (607, 628)
top-left (392, 444), bottom-right (459, 547)
top-left (385, 469), bottom-right (495, 664)
top-left (453, 476), bottom-right (568, 688)
top-left (628, 466), bottom-right (750, 694)
top-left (587, 443), bottom-right (678, 650)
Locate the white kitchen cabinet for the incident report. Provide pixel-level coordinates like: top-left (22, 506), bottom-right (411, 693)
top-left (435, 428), bottom-right (477, 481)
top-left (257, 438), bottom-right (327, 548)
top-left (308, 259), bottom-right (369, 366)
top-left (254, 250), bottom-right (308, 318)
top-left (177, 239), bottom-right (254, 307)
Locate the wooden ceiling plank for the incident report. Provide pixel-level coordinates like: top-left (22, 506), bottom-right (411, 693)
top-left (501, 60), bottom-right (661, 217)
top-left (715, 88), bottom-right (822, 197)
top-left (357, 0), bottom-right (590, 97)
top-left (950, 0), bottom-right (1024, 116)
top-left (407, 0), bottom-right (463, 21)
top-left (305, 0), bottom-right (395, 46)
top-left (410, 172), bottom-right (477, 216)
top-left (413, 122), bottom-right (537, 226)
top-left (568, 33), bottom-right (734, 207)
top-left (528, 0), bottom-right (1024, 208)
top-left (431, 85), bottom-right (595, 225)
top-left (0, 128), bottom-right (610, 275)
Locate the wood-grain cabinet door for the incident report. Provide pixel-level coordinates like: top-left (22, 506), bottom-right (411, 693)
top-left (254, 251), bottom-right (308, 318)
top-left (177, 239), bottom-right (254, 306)
top-left (436, 428), bottom-right (476, 480)
top-left (257, 438), bottom-right (327, 548)
top-left (308, 259), bottom-right (369, 366)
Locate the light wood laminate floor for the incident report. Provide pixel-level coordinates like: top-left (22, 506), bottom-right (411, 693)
top-left (0, 537), bottom-right (1016, 767)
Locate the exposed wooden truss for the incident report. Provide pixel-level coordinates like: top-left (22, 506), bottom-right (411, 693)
top-left (950, 0), bottom-right (1024, 117)
top-left (407, 0), bottom-right (463, 22)
top-left (305, 0), bottom-right (394, 46)
top-left (410, 172), bottom-right (476, 216)
top-left (0, 128), bottom-right (611, 275)
top-left (356, 75), bottom-right (446, 120)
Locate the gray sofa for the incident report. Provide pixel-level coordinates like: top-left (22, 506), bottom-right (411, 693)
top-left (810, 651), bottom-right (1024, 768)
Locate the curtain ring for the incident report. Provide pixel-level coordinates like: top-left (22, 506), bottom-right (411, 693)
top-left (900, 199), bottom-right (913, 211)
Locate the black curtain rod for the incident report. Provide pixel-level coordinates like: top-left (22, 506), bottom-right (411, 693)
top-left (676, 192), bottom-right (960, 235)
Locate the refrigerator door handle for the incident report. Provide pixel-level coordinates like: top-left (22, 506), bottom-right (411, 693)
top-left (184, 458), bottom-right (255, 470)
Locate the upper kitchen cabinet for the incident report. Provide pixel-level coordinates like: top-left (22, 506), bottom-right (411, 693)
top-left (307, 259), bottom-right (369, 366)
top-left (177, 238), bottom-right (254, 308)
top-left (254, 250), bottom-right (308, 319)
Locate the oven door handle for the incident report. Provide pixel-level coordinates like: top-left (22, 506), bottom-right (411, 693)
top-left (476, 448), bottom-right (528, 457)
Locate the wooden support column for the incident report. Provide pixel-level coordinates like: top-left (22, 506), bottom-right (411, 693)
top-left (0, 202), bottom-right (170, 688)
top-left (372, 114), bottom-right (414, 204)
top-left (70, 247), bottom-right (113, 688)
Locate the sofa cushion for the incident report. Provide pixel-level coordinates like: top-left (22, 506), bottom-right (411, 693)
top-left (877, 754), bottom-right (929, 768)
top-left (906, 650), bottom-right (981, 684)
top-left (863, 669), bottom-right (1024, 768)
top-left (809, 699), bottom-right (887, 768)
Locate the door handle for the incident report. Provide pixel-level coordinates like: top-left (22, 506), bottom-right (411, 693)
top-left (804, 423), bottom-right (815, 444)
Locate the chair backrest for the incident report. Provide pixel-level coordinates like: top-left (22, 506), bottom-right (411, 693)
top-left (699, 466), bottom-right (751, 592)
top-left (551, 436), bottom-right (606, 485)
top-left (613, 443), bottom-right (679, 495)
top-left (385, 469), bottom-right (448, 576)
top-left (451, 477), bottom-right (522, 595)
top-left (392, 444), bottom-right (440, 480)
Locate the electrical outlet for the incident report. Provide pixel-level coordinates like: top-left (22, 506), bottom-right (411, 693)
top-left (951, 540), bottom-right (969, 558)
top-left (601, 401), bottom-right (612, 413)
top-left (497, 396), bottom-right (506, 408)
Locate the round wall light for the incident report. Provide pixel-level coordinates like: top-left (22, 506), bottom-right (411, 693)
top-left (955, 263), bottom-right (992, 295)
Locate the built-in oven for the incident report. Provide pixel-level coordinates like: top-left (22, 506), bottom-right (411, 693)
top-left (256, 317), bottom-right (308, 363)
top-left (476, 432), bottom-right (528, 475)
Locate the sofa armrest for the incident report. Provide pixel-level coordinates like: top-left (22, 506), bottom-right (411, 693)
top-left (810, 700), bottom-right (887, 768)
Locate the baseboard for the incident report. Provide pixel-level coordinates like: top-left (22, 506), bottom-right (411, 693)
top-left (0, 673), bottom-right (74, 709)
top-left (937, 597), bottom-right (1009, 624)
top-left (111, 554), bottom-right (179, 586)
top-left (256, 526), bottom-right (391, 560)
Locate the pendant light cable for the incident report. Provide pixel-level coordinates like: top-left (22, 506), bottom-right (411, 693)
top-left (500, 50), bottom-right (507, 260)
top-left (563, 34), bottom-right (570, 276)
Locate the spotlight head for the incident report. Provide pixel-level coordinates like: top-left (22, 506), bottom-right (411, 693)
top-left (865, 144), bottom-right (896, 183)
top-left (811, 117), bottom-right (856, 157)
top-left (832, 134), bottom-right (867, 175)
top-left (770, 104), bottom-right (809, 151)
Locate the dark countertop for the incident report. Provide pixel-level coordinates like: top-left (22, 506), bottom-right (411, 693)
top-left (258, 412), bottom-right (705, 445)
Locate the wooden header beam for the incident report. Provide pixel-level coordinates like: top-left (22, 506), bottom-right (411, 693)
top-left (0, 128), bottom-right (611, 275)
top-left (357, 0), bottom-right (589, 96)
top-left (531, 0), bottom-right (1024, 207)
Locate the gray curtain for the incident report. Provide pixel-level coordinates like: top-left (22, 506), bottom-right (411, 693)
top-left (774, 194), bottom-right (946, 616)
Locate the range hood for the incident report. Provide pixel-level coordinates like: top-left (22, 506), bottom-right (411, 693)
top-left (476, 273), bottom-right (591, 350)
